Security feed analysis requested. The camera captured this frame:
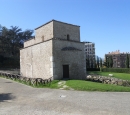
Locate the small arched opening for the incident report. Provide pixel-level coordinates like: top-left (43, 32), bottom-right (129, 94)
top-left (42, 35), bottom-right (44, 41)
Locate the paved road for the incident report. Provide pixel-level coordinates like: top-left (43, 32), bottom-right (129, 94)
top-left (0, 77), bottom-right (130, 115)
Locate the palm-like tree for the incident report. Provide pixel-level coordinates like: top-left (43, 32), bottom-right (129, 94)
top-left (0, 25), bottom-right (33, 56)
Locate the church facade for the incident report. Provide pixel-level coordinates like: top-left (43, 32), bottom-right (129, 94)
top-left (20, 20), bottom-right (86, 80)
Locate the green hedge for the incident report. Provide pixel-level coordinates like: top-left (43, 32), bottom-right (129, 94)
top-left (101, 68), bottom-right (130, 73)
top-left (87, 68), bottom-right (100, 71)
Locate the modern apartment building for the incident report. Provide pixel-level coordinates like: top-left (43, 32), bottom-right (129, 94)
top-left (105, 50), bottom-right (130, 68)
top-left (84, 42), bottom-right (95, 68)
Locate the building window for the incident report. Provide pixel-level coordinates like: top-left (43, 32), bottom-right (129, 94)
top-left (67, 34), bottom-right (70, 40)
top-left (42, 35), bottom-right (44, 41)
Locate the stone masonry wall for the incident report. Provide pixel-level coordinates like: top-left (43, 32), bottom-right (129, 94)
top-left (20, 40), bottom-right (53, 79)
top-left (35, 21), bottom-right (53, 43)
top-left (21, 20), bottom-right (85, 80)
top-left (53, 21), bottom-right (80, 42)
top-left (53, 39), bottom-right (86, 80)
top-left (24, 20), bottom-right (80, 47)
top-left (24, 38), bottom-right (35, 47)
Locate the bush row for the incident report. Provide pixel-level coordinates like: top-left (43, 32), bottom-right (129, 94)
top-left (101, 68), bottom-right (130, 73)
top-left (87, 68), bottom-right (100, 71)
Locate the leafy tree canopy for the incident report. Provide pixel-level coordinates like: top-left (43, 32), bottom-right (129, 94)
top-left (0, 24), bottom-right (33, 56)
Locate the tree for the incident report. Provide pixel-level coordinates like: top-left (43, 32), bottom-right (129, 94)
top-left (93, 56), bottom-right (96, 68)
top-left (110, 56), bottom-right (113, 67)
top-left (103, 56), bottom-right (110, 68)
top-left (0, 25), bottom-right (33, 56)
top-left (106, 56), bottom-right (109, 67)
top-left (0, 24), bottom-right (2, 36)
top-left (100, 58), bottom-right (102, 68)
top-left (109, 56), bottom-right (113, 68)
top-left (0, 24), bottom-right (33, 68)
top-left (125, 54), bottom-right (129, 68)
top-left (97, 56), bottom-right (99, 68)
top-left (89, 57), bottom-right (93, 68)
top-left (103, 56), bottom-right (107, 67)
top-left (0, 55), bottom-right (4, 64)
top-left (0, 26), bottom-right (11, 54)
top-left (86, 58), bottom-right (90, 68)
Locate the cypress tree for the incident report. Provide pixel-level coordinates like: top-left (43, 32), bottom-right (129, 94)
top-left (100, 58), bottom-right (102, 68)
top-left (97, 56), bottom-right (99, 68)
top-left (86, 58), bottom-right (90, 68)
top-left (108, 56), bottom-right (111, 68)
top-left (103, 56), bottom-right (108, 68)
top-left (94, 56), bottom-right (97, 68)
top-left (108, 56), bottom-right (113, 68)
top-left (110, 56), bottom-right (113, 68)
top-left (126, 54), bottom-right (129, 68)
top-left (106, 56), bottom-right (109, 68)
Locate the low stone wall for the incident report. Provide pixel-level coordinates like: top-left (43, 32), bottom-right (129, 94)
top-left (0, 69), bottom-right (20, 75)
top-left (86, 75), bottom-right (130, 87)
top-left (0, 72), bottom-right (52, 86)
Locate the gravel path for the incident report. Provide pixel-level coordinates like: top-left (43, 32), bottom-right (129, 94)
top-left (0, 77), bottom-right (130, 115)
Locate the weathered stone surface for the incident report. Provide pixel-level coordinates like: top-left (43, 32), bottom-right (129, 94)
top-left (20, 20), bottom-right (86, 80)
top-left (21, 40), bottom-right (53, 79)
top-left (86, 75), bottom-right (130, 87)
top-left (53, 20), bottom-right (80, 42)
top-left (53, 39), bottom-right (86, 80)
top-left (24, 20), bottom-right (80, 48)
top-left (0, 71), bottom-right (52, 86)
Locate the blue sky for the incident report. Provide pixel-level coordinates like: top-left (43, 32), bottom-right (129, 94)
top-left (0, 0), bottom-right (130, 58)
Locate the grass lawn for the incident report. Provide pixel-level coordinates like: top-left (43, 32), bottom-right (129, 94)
top-left (66, 80), bottom-right (130, 92)
top-left (1, 76), bottom-right (130, 92)
top-left (14, 78), bottom-right (130, 92)
top-left (14, 78), bottom-right (60, 89)
top-left (88, 71), bottom-right (130, 80)
top-left (12, 78), bottom-right (130, 92)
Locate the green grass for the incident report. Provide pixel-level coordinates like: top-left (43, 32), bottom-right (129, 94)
top-left (0, 75), bottom-right (59, 88)
top-left (14, 78), bottom-right (60, 89)
top-left (88, 71), bottom-right (130, 80)
top-left (66, 80), bottom-right (130, 92)
top-left (1, 75), bottom-right (130, 92)
top-left (32, 80), bottom-right (60, 88)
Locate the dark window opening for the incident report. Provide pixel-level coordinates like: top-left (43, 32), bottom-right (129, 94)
top-left (42, 35), bottom-right (44, 41)
top-left (67, 34), bottom-right (70, 40)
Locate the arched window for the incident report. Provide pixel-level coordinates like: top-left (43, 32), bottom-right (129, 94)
top-left (67, 34), bottom-right (70, 40)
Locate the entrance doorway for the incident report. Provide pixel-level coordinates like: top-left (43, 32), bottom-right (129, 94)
top-left (63, 65), bottom-right (69, 78)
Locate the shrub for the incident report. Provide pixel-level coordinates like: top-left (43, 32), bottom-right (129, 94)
top-left (101, 68), bottom-right (130, 73)
top-left (87, 68), bottom-right (100, 71)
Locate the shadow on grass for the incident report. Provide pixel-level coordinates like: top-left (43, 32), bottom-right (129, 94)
top-left (0, 93), bottom-right (15, 102)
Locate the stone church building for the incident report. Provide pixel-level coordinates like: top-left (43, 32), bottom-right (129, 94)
top-left (20, 20), bottom-right (86, 80)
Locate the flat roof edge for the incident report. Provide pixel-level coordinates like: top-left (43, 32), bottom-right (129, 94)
top-left (35, 19), bottom-right (80, 30)
top-left (20, 38), bottom-right (53, 50)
